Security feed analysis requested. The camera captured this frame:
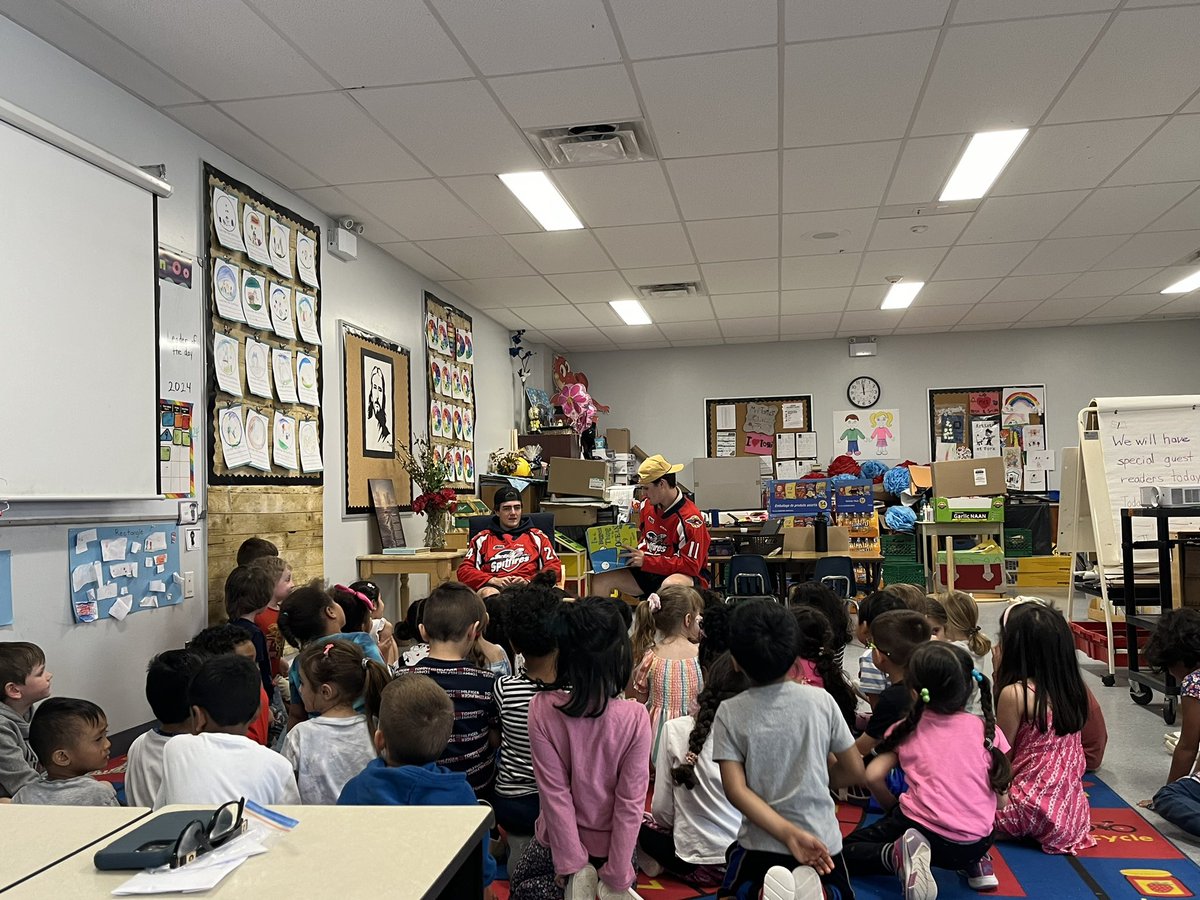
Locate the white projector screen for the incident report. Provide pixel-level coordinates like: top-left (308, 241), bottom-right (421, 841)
top-left (0, 116), bottom-right (160, 500)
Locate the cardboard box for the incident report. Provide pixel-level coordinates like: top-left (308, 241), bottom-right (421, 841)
top-left (540, 501), bottom-right (602, 526)
top-left (782, 526), bottom-right (851, 552)
top-left (932, 458), bottom-right (1006, 498)
top-left (933, 496), bottom-right (1005, 523)
top-left (606, 428), bottom-right (631, 453)
top-left (548, 457), bottom-right (609, 499)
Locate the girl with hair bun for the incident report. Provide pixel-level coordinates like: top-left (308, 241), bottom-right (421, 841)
top-left (788, 606), bottom-right (857, 731)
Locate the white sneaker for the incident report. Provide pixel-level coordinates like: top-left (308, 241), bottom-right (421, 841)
top-left (635, 847), bottom-right (664, 877)
top-left (762, 865), bottom-right (824, 900)
top-left (566, 864), bottom-right (599, 900)
top-left (894, 829), bottom-right (938, 900)
top-left (597, 884), bottom-right (644, 900)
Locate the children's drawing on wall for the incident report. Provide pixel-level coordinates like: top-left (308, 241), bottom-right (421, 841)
top-left (868, 409), bottom-right (899, 457)
top-left (935, 406), bottom-right (968, 460)
top-left (1002, 387), bottom-right (1044, 416)
top-left (242, 204), bottom-right (269, 266)
top-left (969, 391), bottom-right (1001, 417)
top-left (268, 218), bottom-right (292, 278)
top-left (296, 233), bottom-right (319, 289)
top-left (1003, 447), bottom-right (1024, 489)
top-left (362, 347), bottom-right (394, 458)
top-left (212, 187), bottom-right (244, 252)
top-left (245, 409), bottom-right (270, 471)
top-left (273, 411), bottom-right (298, 470)
top-left (971, 418), bottom-right (1001, 458)
top-left (837, 412), bottom-right (866, 457)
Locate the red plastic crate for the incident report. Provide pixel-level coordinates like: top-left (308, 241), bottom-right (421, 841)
top-left (1070, 620), bottom-right (1148, 666)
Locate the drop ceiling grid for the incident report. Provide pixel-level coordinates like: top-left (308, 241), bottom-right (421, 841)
top-left (6, 0), bottom-right (1200, 346)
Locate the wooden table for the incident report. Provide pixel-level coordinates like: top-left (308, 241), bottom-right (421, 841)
top-left (358, 551), bottom-right (466, 614)
top-left (5, 804), bottom-right (493, 900)
top-left (0, 805), bottom-right (150, 890)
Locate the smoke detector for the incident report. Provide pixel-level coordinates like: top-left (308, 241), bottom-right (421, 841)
top-left (635, 282), bottom-right (702, 299)
top-left (525, 121), bottom-right (657, 168)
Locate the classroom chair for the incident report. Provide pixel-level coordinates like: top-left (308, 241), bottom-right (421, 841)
top-left (725, 554), bottom-right (773, 598)
top-left (812, 556), bottom-right (862, 599)
top-left (467, 513), bottom-right (555, 538)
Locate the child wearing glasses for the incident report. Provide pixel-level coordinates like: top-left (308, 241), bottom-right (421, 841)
top-left (10, 698), bottom-right (117, 806)
top-left (855, 610), bottom-right (932, 758)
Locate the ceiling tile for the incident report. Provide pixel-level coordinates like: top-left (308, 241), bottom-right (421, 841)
top-left (488, 65), bottom-right (640, 127)
top-left (621, 264), bottom-right (703, 287)
top-left (1056, 268), bottom-right (1162, 297)
top-left (984, 274), bottom-right (1078, 302)
top-left (1048, 7), bottom-right (1200, 123)
top-left (726, 335), bottom-right (781, 344)
top-left (780, 313), bottom-right (843, 334)
top-left (780, 288), bottom-right (850, 313)
top-left (788, 331), bottom-right (840, 342)
top-left (1051, 183), bottom-right (1197, 238)
top-left (539, 327), bottom-right (617, 350)
top-left (611, 0), bottom-right (777, 57)
top-left (546, 271), bottom-right (633, 304)
top-left (838, 309), bottom-right (904, 331)
top-left (671, 338), bottom-right (722, 347)
top-left (952, 322), bottom-right (1014, 332)
top-left (427, 0), bottom-right (620, 75)
top-left (1123, 266), bottom-right (1200, 294)
top-left (919, 278), bottom-right (1000, 304)
top-left (249, 0), bottom-right (471, 87)
top-left (1011, 235), bottom-right (1128, 275)
top-left (505, 232), bottom-right (613, 274)
top-left (719, 316), bottom-right (780, 338)
top-left (443, 175), bottom-right (540, 234)
top-left (575, 303), bottom-right (625, 327)
top-left (479, 308), bottom-right (532, 330)
top-left (508, 305), bottom-right (590, 329)
top-left (377, 242), bottom-right (461, 280)
top-left (957, 191), bottom-right (1088, 244)
top-left (952, 0), bottom-right (1117, 23)
top-left (702, 259), bottom-right (780, 294)
top-left (61, 0), bottom-right (333, 99)
top-left (844, 285), bottom-right (887, 310)
top-left (782, 141), bottom-right (900, 212)
top-left (1158, 294), bottom-right (1200, 317)
top-left (714, 292), bottom-right (782, 317)
top-left (291, 185), bottom-right (405, 241)
top-left (898, 304), bottom-right (972, 327)
top-left (1095, 230), bottom-right (1200, 270)
top-left (994, 119), bottom-right (1165, 195)
top-left (3, 0), bottom-right (201, 105)
top-left (553, 163), bottom-right (680, 228)
top-left (594, 223), bottom-right (695, 269)
top-left (1107, 115), bottom-right (1200, 186)
top-left (1089, 293), bottom-right (1173, 317)
top-left (782, 208), bottom-right (878, 256)
top-left (785, 0), bottom-right (951, 40)
top-left (856, 247), bottom-right (948, 285)
top-left (416, 236), bottom-right (537, 278)
top-left (911, 15), bottom-right (1106, 135)
top-left (436, 276), bottom-right (565, 308)
top-left (338, 179), bottom-right (490, 240)
top-left (932, 242), bottom-right (1037, 280)
top-left (687, 217), bottom-right (780, 263)
top-left (167, 104), bottom-right (322, 190)
top-left (354, 81), bottom-right (537, 176)
top-left (783, 31), bottom-right (938, 147)
top-left (666, 152), bottom-right (780, 219)
top-left (958, 300), bottom-right (1040, 324)
top-left (781, 254), bottom-right (862, 289)
top-left (1147, 187), bottom-right (1200, 232)
top-left (641, 296), bottom-right (716, 322)
top-left (1022, 296), bottom-right (1111, 321)
top-left (220, 93), bottom-right (426, 184)
top-left (885, 135), bottom-right (969, 205)
top-left (893, 326), bottom-right (950, 335)
top-left (867, 213), bottom-right (972, 251)
top-left (657, 320), bottom-right (724, 341)
top-left (601, 325), bottom-right (668, 344)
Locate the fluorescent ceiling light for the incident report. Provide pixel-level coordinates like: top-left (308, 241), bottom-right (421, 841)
top-left (497, 171), bottom-right (582, 231)
top-left (939, 129), bottom-right (1029, 201)
top-left (1161, 270), bottom-right (1200, 294)
top-left (609, 299), bottom-right (652, 325)
top-left (881, 281), bottom-right (924, 310)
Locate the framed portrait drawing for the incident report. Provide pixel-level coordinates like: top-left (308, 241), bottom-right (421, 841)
top-left (361, 348), bottom-right (394, 458)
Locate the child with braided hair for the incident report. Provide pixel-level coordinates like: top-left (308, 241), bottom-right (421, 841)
top-left (636, 652), bottom-right (746, 889)
top-left (787, 606), bottom-right (857, 732)
top-left (843, 641), bottom-right (1012, 898)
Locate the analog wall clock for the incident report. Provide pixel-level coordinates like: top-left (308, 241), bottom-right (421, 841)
top-left (847, 375), bottom-right (881, 408)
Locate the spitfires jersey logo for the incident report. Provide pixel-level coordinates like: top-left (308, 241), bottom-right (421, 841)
top-left (489, 546), bottom-right (532, 573)
top-left (685, 514), bottom-right (706, 529)
top-left (645, 531), bottom-right (668, 555)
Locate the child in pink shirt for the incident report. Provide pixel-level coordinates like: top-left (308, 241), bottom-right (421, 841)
top-left (509, 597), bottom-right (650, 900)
top-left (844, 641), bottom-right (1012, 898)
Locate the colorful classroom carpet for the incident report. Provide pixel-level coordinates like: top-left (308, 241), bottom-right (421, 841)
top-left (492, 776), bottom-right (1200, 899)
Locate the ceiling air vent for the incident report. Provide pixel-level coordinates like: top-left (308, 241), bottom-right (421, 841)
top-left (526, 121), bottom-right (657, 168)
top-left (636, 282), bottom-right (701, 299)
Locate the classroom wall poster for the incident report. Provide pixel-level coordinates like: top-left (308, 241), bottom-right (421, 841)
top-left (158, 399), bottom-right (194, 498)
top-left (833, 408), bottom-right (899, 458)
top-left (0, 550), bottom-right (12, 627)
top-left (67, 524), bottom-right (182, 623)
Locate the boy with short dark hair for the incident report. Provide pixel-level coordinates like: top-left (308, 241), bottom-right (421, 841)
top-left (338, 675), bottom-right (495, 889)
top-left (855, 609), bottom-right (932, 757)
top-left (0, 641), bottom-right (52, 798)
top-left (188, 624), bottom-right (272, 746)
top-left (713, 599), bottom-right (863, 900)
top-left (400, 582), bottom-right (499, 796)
top-left (855, 592), bottom-right (908, 708)
top-left (154, 655), bottom-right (299, 808)
top-left (225, 565), bottom-right (284, 747)
top-left (12, 697), bottom-right (116, 806)
top-left (236, 536), bottom-right (278, 567)
top-left (125, 649), bottom-right (204, 807)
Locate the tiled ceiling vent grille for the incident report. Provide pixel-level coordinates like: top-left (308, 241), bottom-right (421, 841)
top-left (636, 281), bottom-right (702, 299)
top-left (525, 121), bottom-right (657, 167)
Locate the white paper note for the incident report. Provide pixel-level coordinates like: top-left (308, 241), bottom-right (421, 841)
top-left (1027, 449), bottom-right (1056, 470)
top-left (145, 532), bottom-right (166, 552)
top-left (296, 352), bottom-right (320, 407)
top-left (109, 563), bottom-right (132, 579)
top-left (156, 565), bottom-right (165, 574)
top-left (1024, 468), bottom-right (1047, 490)
top-left (715, 404), bottom-right (736, 430)
top-left (242, 204), bottom-right (270, 266)
top-left (130, 542), bottom-right (141, 554)
top-left (75, 529), bottom-right (98, 554)
top-left (776, 459), bottom-right (800, 479)
top-left (149, 579), bottom-right (167, 593)
top-left (268, 282), bottom-right (296, 340)
top-left (274, 411), bottom-right (299, 471)
top-left (218, 406), bottom-right (252, 469)
top-left (212, 259), bottom-right (245, 322)
top-left (715, 431), bottom-right (737, 457)
top-left (240, 271), bottom-right (272, 330)
top-left (795, 432), bottom-right (818, 459)
top-left (172, 572), bottom-right (184, 586)
top-left (269, 218), bottom-right (293, 277)
top-left (71, 561), bottom-right (101, 592)
top-left (972, 420), bottom-right (1001, 458)
top-left (272, 349), bottom-right (298, 404)
top-left (109, 595), bottom-right (132, 621)
top-left (120, 587), bottom-right (129, 596)
top-left (295, 292), bottom-right (321, 344)
top-left (97, 583), bottom-right (118, 601)
top-left (744, 402), bottom-right (778, 435)
top-left (1023, 424), bottom-right (1046, 451)
top-left (782, 402), bottom-right (807, 430)
top-left (758, 455), bottom-right (774, 476)
top-left (776, 432), bottom-right (797, 459)
top-left (245, 408), bottom-right (271, 471)
top-left (296, 233), bottom-right (319, 288)
top-left (299, 419), bottom-right (324, 473)
top-left (139, 596), bottom-right (159, 609)
top-left (245, 337), bottom-right (272, 399)
top-left (212, 187), bottom-right (245, 252)
top-left (212, 333), bottom-right (242, 397)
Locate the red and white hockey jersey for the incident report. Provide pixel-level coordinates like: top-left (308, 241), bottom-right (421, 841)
top-left (637, 493), bottom-right (712, 587)
top-left (457, 518), bottom-right (561, 590)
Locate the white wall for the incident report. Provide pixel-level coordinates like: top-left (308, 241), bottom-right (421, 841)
top-left (0, 17), bottom-right (537, 730)
top-left (573, 319), bottom-right (1200, 491)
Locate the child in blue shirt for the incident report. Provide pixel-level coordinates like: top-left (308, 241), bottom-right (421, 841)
top-left (338, 674), bottom-right (495, 889)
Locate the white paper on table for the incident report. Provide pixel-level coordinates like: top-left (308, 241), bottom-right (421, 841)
top-left (1027, 449), bottom-right (1055, 470)
top-left (715, 431), bottom-right (736, 458)
top-left (108, 595), bottom-right (132, 621)
top-left (212, 259), bottom-right (245, 323)
top-left (212, 187), bottom-right (245, 252)
top-left (213, 333), bottom-right (243, 397)
top-left (75, 529), bottom-right (98, 554)
top-left (782, 402), bottom-right (807, 430)
top-left (296, 233), bottom-right (319, 288)
top-left (295, 352), bottom-right (320, 406)
top-left (272, 349), bottom-right (298, 404)
top-left (72, 561), bottom-right (101, 592)
top-left (242, 204), bottom-right (270, 266)
top-left (268, 282), bottom-right (296, 340)
top-left (245, 408), bottom-right (272, 471)
top-left (100, 537), bottom-right (128, 562)
top-left (245, 337), bottom-right (273, 399)
top-left (97, 583), bottom-right (118, 601)
top-left (299, 419), bottom-right (323, 473)
top-left (273, 411), bottom-right (299, 471)
top-left (111, 829), bottom-right (269, 895)
top-left (269, 218), bottom-right (292, 277)
top-left (295, 292), bottom-right (321, 344)
top-left (775, 432), bottom-right (797, 459)
top-left (240, 271), bottom-right (272, 330)
top-left (149, 580), bottom-right (167, 593)
top-left (795, 432), bottom-right (818, 459)
top-left (715, 404), bottom-right (736, 430)
top-left (219, 405), bottom-right (252, 469)
top-left (145, 532), bottom-right (167, 552)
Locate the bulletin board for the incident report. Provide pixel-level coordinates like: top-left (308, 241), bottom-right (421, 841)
top-left (424, 292), bottom-right (476, 491)
top-left (204, 164), bottom-right (324, 486)
top-left (67, 522), bottom-right (182, 623)
top-left (342, 321), bottom-right (412, 515)
top-left (928, 385), bottom-right (1049, 492)
top-left (704, 394), bottom-right (815, 480)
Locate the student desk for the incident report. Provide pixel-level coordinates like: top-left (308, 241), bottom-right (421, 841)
top-left (0, 805), bottom-right (151, 891)
top-left (357, 551), bottom-right (466, 614)
top-left (5, 804), bottom-right (493, 900)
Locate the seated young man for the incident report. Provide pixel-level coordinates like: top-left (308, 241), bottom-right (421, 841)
top-left (457, 487), bottom-right (560, 595)
top-left (591, 454), bottom-right (712, 599)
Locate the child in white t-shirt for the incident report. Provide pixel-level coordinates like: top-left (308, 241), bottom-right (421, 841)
top-left (125, 649), bottom-right (203, 808)
top-left (282, 640), bottom-right (389, 804)
top-left (155, 655), bottom-right (299, 809)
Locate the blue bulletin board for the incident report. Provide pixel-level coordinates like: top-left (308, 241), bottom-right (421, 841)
top-left (67, 522), bottom-right (183, 623)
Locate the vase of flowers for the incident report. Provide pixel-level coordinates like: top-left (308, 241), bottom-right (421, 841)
top-left (396, 438), bottom-right (456, 549)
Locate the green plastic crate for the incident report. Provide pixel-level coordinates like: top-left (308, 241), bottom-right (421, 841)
top-left (882, 562), bottom-right (926, 587)
top-left (1004, 528), bottom-right (1034, 558)
top-left (880, 533), bottom-right (917, 560)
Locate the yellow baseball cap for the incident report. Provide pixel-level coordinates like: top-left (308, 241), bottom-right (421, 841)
top-left (638, 454), bottom-right (685, 484)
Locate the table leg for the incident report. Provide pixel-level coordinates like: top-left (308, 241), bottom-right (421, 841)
top-left (945, 536), bottom-right (956, 593)
top-left (399, 573), bottom-right (411, 617)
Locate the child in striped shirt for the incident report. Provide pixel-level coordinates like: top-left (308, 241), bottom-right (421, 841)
top-left (856, 593), bottom-right (907, 709)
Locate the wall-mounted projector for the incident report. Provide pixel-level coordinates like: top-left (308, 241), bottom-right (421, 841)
top-left (1140, 485), bottom-right (1200, 507)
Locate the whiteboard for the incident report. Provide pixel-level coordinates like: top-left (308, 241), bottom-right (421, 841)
top-left (0, 116), bottom-right (161, 500)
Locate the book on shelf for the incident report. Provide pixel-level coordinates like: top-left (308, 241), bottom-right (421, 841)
top-left (381, 546), bottom-right (432, 555)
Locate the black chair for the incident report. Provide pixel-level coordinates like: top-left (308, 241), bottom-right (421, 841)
top-left (813, 556), bottom-right (862, 599)
top-left (725, 554), bottom-right (773, 597)
top-left (467, 513), bottom-right (555, 538)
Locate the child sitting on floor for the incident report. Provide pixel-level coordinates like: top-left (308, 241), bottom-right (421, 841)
top-left (225, 564), bottom-right (284, 747)
top-left (0, 641), bottom-right (51, 798)
top-left (12, 698), bottom-right (117, 806)
top-left (788, 581), bottom-right (853, 668)
top-left (349, 579), bottom-right (399, 668)
top-left (188, 624), bottom-right (272, 746)
top-left (125, 649), bottom-right (203, 807)
top-left (856, 610), bottom-right (931, 758)
top-left (854, 593), bottom-right (907, 710)
top-left (1145, 608), bottom-right (1200, 832)
top-left (789, 606), bottom-right (858, 731)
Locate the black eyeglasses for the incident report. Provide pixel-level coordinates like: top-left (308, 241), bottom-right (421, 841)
top-left (170, 798), bottom-right (247, 868)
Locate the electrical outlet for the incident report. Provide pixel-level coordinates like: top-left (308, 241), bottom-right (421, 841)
top-left (183, 526), bottom-right (201, 552)
top-left (183, 571), bottom-right (195, 599)
top-left (178, 500), bottom-right (199, 525)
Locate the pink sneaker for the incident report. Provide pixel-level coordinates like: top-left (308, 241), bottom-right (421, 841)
top-left (893, 829), bottom-right (937, 900)
top-left (965, 854), bottom-right (998, 891)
